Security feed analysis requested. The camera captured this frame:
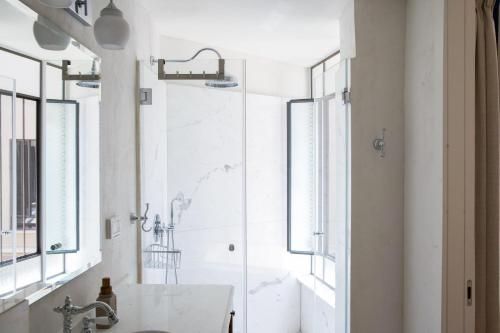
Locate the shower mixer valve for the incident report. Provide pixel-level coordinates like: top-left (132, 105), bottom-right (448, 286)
top-left (153, 214), bottom-right (165, 242)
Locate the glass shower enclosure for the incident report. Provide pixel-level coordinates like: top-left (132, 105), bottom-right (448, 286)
top-left (137, 58), bottom-right (247, 332)
top-left (137, 54), bottom-right (350, 333)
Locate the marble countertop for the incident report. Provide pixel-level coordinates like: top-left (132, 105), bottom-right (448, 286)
top-left (91, 284), bottom-right (234, 333)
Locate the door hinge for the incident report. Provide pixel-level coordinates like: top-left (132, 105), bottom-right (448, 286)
top-left (341, 88), bottom-right (351, 105)
top-left (467, 279), bottom-right (472, 306)
top-left (139, 88), bottom-right (152, 105)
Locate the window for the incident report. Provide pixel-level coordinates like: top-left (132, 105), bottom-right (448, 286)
top-left (288, 51), bottom-right (346, 289)
top-left (0, 93), bottom-right (41, 266)
top-left (15, 97), bottom-right (39, 260)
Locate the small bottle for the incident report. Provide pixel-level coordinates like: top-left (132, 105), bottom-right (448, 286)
top-left (96, 277), bottom-right (117, 329)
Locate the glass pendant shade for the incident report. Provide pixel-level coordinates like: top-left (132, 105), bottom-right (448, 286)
top-left (94, 0), bottom-right (130, 50)
top-left (33, 16), bottom-right (70, 51)
top-left (39, 0), bottom-right (74, 8)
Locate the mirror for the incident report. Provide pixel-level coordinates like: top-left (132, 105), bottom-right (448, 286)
top-left (0, 0), bottom-right (101, 307)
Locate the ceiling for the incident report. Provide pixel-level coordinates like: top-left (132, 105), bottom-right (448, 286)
top-left (141, 0), bottom-right (345, 67)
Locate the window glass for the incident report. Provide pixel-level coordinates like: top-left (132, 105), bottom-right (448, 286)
top-left (0, 94), bottom-right (39, 265)
top-left (288, 53), bottom-right (346, 291)
top-left (288, 100), bottom-right (317, 253)
top-left (16, 98), bottom-right (38, 258)
top-left (45, 101), bottom-right (78, 253)
top-left (312, 64), bottom-right (324, 99)
top-left (0, 50), bottom-right (40, 97)
top-left (46, 64), bottom-right (63, 100)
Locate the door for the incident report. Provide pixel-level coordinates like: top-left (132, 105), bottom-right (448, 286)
top-left (137, 59), bottom-right (247, 332)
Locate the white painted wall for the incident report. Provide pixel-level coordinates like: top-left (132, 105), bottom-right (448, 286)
top-left (350, 0), bottom-right (406, 332)
top-left (0, 300), bottom-right (29, 333)
top-left (403, 0), bottom-right (444, 332)
top-left (160, 35), bottom-right (310, 99)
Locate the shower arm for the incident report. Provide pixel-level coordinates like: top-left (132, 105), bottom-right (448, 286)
top-left (155, 48), bottom-right (225, 81)
top-left (164, 48), bottom-right (222, 63)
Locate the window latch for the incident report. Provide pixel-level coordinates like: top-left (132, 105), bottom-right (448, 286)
top-left (342, 88), bottom-right (351, 105)
top-left (467, 280), bottom-right (473, 306)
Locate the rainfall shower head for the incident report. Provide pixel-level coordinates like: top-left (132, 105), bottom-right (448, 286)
top-left (76, 60), bottom-right (100, 89)
top-left (77, 81), bottom-right (100, 88)
top-left (205, 75), bottom-right (238, 88)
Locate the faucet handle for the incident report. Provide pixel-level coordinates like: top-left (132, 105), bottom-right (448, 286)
top-left (82, 316), bottom-right (95, 333)
top-left (54, 296), bottom-right (73, 313)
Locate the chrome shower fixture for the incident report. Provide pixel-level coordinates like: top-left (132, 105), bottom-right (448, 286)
top-left (62, 59), bottom-right (101, 82)
top-left (155, 48), bottom-right (238, 88)
top-left (205, 75), bottom-right (238, 88)
top-left (76, 60), bottom-right (100, 88)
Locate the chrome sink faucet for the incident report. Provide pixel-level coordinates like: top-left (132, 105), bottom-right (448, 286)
top-left (54, 296), bottom-right (119, 333)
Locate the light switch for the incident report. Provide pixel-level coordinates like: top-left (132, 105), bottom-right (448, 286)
top-left (105, 216), bottom-right (121, 239)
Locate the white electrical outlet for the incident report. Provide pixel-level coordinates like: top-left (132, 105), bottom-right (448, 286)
top-left (105, 216), bottom-right (121, 239)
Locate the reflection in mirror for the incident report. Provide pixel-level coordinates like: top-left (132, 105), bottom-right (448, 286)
top-left (0, 0), bottom-right (101, 306)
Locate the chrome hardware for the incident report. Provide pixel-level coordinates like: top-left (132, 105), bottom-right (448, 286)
top-left (157, 48), bottom-right (225, 81)
top-left (50, 242), bottom-right (63, 251)
top-left (82, 316), bottom-right (95, 333)
top-left (130, 203), bottom-right (151, 231)
top-left (153, 214), bottom-right (164, 243)
top-left (139, 88), bottom-right (152, 105)
top-left (54, 296), bottom-right (119, 333)
top-left (341, 87), bottom-right (351, 105)
top-left (313, 232), bottom-right (324, 236)
top-left (373, 128), bottom-right (386, 158)
top-left (467, 280), bottom-right (473, 306)
top-left (62, 60), bottom-right (100, 82)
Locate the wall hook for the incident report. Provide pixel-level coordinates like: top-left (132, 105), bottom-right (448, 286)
top-left (130, 203), bottom-right (150, 232)
top-left (373, 128), bottom-right (386, 158)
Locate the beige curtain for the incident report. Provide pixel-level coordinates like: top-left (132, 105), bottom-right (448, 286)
top-left (476, 0), bottom-right (500, 332)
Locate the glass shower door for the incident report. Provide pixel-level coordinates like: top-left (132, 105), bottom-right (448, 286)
top-left (138, 59), bottom-right (247, 333)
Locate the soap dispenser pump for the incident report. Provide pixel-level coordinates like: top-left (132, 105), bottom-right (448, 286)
top-left (96, 277), bottom-right (117, 329)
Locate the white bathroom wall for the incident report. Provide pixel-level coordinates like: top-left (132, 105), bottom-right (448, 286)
top-left (300, 283), bottom-right (335, 333)
top-left (246, 93), bottom-right (311, 333)
top-left (0, 300), bottom-right (29, 333)
top-left (403, 0), bottom-right (444, 332)
top-left (350, 0), bottom-right (406, 332)
top-left (1, 1), bottom-right (161, 333)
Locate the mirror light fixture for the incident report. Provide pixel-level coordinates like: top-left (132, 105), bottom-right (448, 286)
top-left (94, 0), bottom-right (130, 50)
top-left (33, 15), bottom-right (71, 51)
top-left (39, 0), bottom-right (75, 8)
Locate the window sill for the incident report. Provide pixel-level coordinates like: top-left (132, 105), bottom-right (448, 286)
top-left (297, 274), bottom-right (335, 308)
